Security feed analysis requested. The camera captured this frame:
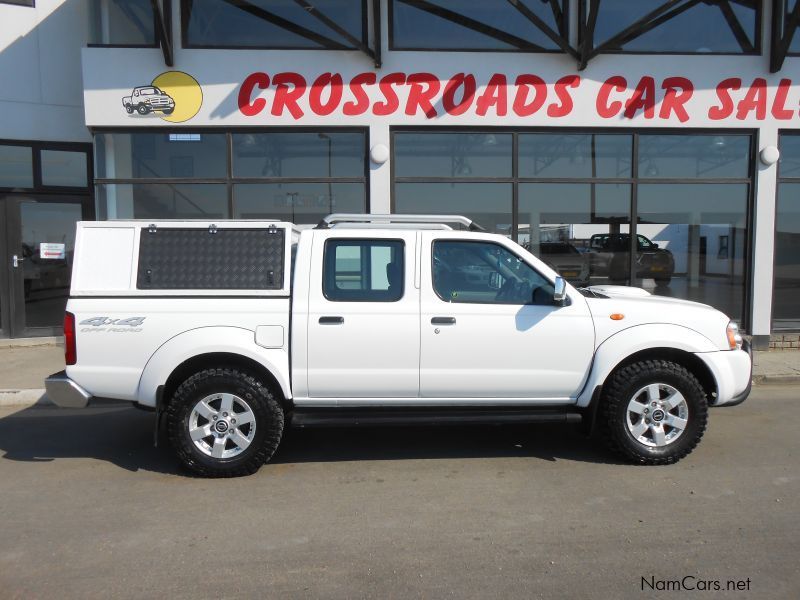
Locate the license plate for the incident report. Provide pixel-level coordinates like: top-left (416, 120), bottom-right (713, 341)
top-left (651, 266), bottom-right (664, 272)
top-left (562, 271), bottom-right (579, 277)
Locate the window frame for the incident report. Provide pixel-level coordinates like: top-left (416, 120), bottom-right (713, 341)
top-left (431, 239), bottom-right (553, 306)
top-left (0, 139), bottom-right (93, 194)
top-left (86, 0), bottom-right (162, 49)
top-left (180, 0), bottom-right (370, 51)
top-left (391, 126), bottom-right (756, 329)
top-left (772, 129), bottom-right (800, 331)
top-left (323, 238), bottom-right (406, 303)
top-left (1, 0), bottom-right (35, 6)
top-left (92, 127), bottom-right (370, 222)
top-left (389, 0), bottom-right (571, 53)
top-left (577, 0), bottom-right (763, 59)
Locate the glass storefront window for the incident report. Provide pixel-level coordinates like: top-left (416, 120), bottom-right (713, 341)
top-left (94, 130), bottom-right (368, 224)
top-left (585, 0), bottom-right (759, 54)
top-left (519, 134), bottom-right (631, 179)
top-left (394, 182), bottom-right (513, 236)
top-left (391, 0), bottom-right (567, 51)
top-left (183, 0), bottom-right (366, 49)
top-left (394, 133), bottom-right (513, 179)
top-left (392, 129), bottom-right (752, 326)
top-left (96, 183), bottom-right (229, 219)
top-left (41, 150), bottom-right (88, 188)
top-left (234, 182), bottom-right (365, 224)
top-left (775, 134), bottom-right (800, 330)
top-left (232, 133), bottom-right (365, 179)
top-left (89, 0), bottom-right (156, 46)
top-left (519, 183), bottom-right (631, 286)
top-left (637, 183), bottom-right (748, 322)
top-left (0, 145), bottom-right (33, 188)
top-left (95, 133), bottom-right (227, 179)
top-left (638, 135), bottom-right (751, 179)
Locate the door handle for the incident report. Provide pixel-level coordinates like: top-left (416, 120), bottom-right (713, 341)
top-left (319, 316), bottom-right (344, 325)
top-left (431, 317), bottom-right (456, 325)
top-left (12, 255), bottom-right (24, 268)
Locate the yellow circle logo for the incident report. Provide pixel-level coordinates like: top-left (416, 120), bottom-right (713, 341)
top-left (151, 71), bottom-right (202, 123)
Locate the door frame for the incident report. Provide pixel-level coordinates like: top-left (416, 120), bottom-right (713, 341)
top-left (2, 193), bottom-right (95, 338)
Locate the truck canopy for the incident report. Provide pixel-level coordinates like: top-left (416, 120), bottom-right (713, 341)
top-left (70, 221), bottom-right (298, 297)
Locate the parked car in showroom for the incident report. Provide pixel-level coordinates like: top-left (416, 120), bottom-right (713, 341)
top-left (589, 233), bottom-right (675, 284)
top-left (537, 242), bottom-right (590, 287)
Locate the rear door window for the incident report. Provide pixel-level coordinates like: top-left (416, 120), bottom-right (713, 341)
top-left (323, 239), bottom-right (404, 302)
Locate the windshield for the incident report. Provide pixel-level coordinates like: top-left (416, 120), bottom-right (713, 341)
top-left (140, 87), bottom-right (158, 95)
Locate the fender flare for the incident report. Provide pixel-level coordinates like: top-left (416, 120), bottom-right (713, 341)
top-left (135, 326), bottom-right (291, 407)
top-left (576, 323), bottom-right (718, 408)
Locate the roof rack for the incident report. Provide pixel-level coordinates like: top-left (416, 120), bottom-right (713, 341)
top-left (316, 214), bottom-right (486, 232)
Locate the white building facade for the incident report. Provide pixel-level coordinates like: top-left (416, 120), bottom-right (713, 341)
top-left (1, 0), bottom-right (799, 348)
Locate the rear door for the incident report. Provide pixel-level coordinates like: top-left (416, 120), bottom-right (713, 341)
top-left (306, 230), bottom-right (419, 397)
top-left (419, 232), bottom-right (594, 400)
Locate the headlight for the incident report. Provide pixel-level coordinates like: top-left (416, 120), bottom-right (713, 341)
top-left (726, 321), bottom-right (743, 350)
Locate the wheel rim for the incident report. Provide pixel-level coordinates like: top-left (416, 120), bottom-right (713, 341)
top-left (188, 393), bottom-right (257, 459)
top-left (625, 383), bottom-right (689, 448)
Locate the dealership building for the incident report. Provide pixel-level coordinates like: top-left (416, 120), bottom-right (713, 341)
top-left (1, 0), bottom-right (799, 348)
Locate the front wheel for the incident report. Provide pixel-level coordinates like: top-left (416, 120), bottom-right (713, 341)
top-left (137, 104), bottom-right (150, 115)
top-left (601, 360), bottom-right (707, 465)
top-left (166, 368), bottom-right (284, 477)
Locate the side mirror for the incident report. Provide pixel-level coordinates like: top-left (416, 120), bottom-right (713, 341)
top-left (652, 242), bottom-right (660, 249)
top-left (553, 276), bottom-right (567, 304)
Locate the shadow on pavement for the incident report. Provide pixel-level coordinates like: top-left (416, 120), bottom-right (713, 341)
top-left (0, 403), bottom-right (620, 475)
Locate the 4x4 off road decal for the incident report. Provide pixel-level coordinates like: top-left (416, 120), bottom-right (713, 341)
top-left (122, 71), bottom-right (202, 123)
top-left (80, 316), bottom-right (145, 333)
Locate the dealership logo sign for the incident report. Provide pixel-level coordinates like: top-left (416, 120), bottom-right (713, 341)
top-left (237, 71), bottom-right (800, 123)
top-left (122, 71), bottom-right (202, 123)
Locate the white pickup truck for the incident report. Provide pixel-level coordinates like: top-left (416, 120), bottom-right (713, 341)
top-left (46, 215), bottom-right (752, 477)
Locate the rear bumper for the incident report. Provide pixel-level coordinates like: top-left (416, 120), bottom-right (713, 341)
top-left (45, 370), bottom-right (93, 408)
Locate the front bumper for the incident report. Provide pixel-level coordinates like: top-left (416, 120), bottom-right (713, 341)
top-left (696, 340), bottom-right (752, 407)
top-left (722, 339), bottom-right (752, 407)
top-left (45, 370), bottom-right (93, 408)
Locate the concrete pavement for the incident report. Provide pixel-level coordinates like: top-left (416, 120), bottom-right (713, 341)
top-left (0, 386), bottom-right (797, 599)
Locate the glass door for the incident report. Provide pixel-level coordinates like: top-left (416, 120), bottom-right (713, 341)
top-left (3, 195), bottom-right (89, 337)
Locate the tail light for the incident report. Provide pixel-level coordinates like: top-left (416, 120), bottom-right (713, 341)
top-left (64, 311), bottom-right (77, 365)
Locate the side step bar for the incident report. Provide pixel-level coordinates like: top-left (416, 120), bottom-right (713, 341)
top-left (291, 408), bottom-right (583, 428)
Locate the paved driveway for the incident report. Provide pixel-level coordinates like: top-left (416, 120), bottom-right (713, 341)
top-left (0, 386), bottom-right (798, 599)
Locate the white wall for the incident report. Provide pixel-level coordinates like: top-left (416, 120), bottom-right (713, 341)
top-left (0, 0), bottom-right (91, 143)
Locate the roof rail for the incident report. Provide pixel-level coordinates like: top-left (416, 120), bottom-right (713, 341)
top-left (316, 214), bottom-right (486, 232)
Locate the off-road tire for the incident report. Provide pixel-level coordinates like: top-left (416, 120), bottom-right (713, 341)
top-left (167, 368), bottom-right (284, 477)
top-left (162, 108), bottom-right (174, 115)
top-left (137, 104), bottom-right (150, 115)
top-left (601, 360), bottom-right (707, 465)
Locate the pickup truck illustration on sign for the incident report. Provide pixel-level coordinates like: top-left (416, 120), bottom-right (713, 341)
top-left (122, 86), bottom-right (175, 116)
top-left (121, 72), bottom-right (203, 122)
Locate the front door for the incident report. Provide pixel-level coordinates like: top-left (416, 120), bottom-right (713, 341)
top-left (2, 196), bottom-right (88, 337)
top-left (305, 231), bottom-right (420, 398)
top-left (419, 233), bottom-right (595, 400)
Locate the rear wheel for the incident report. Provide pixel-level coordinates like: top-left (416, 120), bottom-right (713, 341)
top-left (601, 360), bottom-right (707, 465)
top-left (167, 368), bottom-right (284, 477)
